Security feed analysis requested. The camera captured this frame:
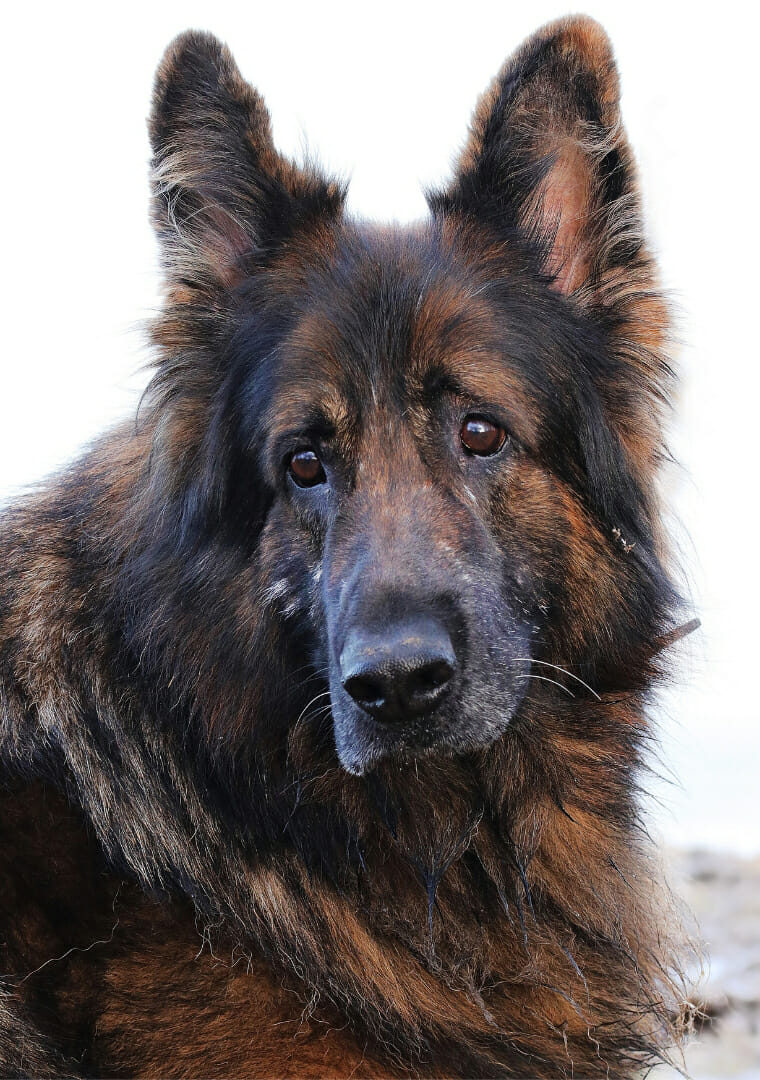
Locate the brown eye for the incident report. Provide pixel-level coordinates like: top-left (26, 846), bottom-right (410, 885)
top-left (460, 415), bottom-right (507, 456)
top-left (288, 449), bottom-right (326, 487)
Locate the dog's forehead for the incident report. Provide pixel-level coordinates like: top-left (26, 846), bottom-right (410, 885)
top-left (263, 223), bottom-right (543, 447)
top-left (274, 228), bottom-right (494, 397)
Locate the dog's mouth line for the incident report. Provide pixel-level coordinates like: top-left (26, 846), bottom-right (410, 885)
top-left (333, 707), bottom-right (517, 776)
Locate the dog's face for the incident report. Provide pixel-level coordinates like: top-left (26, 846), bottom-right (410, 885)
top-left (257, 228), bottom-right (542, 773)
top-left (147, 21), bottom-right (671, 776)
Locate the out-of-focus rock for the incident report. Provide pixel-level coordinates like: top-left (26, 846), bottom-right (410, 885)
top-left (655, 848), bottom-right (760, 1078)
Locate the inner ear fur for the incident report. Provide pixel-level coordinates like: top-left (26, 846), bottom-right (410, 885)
top-left (149, 31), bottom-right (344, 290)
top-left (432, 16), bottom-right (649, 303)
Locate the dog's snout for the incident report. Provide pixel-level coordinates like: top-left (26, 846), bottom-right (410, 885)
top-left (341, 619), bottom-right (456, 724)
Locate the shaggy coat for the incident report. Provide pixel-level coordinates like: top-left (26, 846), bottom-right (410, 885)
top-left (0, 17), bottom-right (692, 1078)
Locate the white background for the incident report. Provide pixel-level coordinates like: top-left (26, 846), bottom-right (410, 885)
top-left (1, 1), bottom-right (757, 854)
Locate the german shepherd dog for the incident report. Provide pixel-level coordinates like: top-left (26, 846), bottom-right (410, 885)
top-left (0, 16), bottom-right (693, 1078)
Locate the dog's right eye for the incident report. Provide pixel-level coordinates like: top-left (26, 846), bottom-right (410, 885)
top-left (460, 415), bottom-right (507, 457)
top-left (288, 449), bottom-right (326, 488)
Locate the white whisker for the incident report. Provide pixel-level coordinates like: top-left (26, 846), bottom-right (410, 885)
top-left (512, 658), bottom-right (601, 700)
top-left (515, 674), bottom-right (575, 698)
top-left (292, 691), bottom-right (333, 731)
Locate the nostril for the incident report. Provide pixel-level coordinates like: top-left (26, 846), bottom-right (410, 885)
top-left (408, 659), bottom-right (454, 697)
top-left (343, 673), bottom-right (386, 711)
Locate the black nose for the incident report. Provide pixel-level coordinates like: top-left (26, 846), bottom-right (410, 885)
top-left (340, 619), bottom-right (456, 724)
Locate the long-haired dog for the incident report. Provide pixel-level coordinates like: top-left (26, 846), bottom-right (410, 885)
top-left (0, 16), bottom-right (694, 1077)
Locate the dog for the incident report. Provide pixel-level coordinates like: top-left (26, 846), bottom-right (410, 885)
top-left (0, 16), bottom-right (692, 1077)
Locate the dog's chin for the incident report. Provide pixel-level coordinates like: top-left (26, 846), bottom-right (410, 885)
top-left (331, 698), bottom-right (517, 777)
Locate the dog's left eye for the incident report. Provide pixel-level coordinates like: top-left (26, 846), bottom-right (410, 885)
top-left (460, 415), bottom-right (507, 456)
top-left (288, 449), bottom-right (326, 487)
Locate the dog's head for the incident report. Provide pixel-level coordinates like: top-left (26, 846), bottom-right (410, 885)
top-left (144, 19), bottom-right (673, 776)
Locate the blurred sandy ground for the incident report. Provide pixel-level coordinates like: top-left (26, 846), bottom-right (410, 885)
top-left (654, 849), bottom-right (760, 1079)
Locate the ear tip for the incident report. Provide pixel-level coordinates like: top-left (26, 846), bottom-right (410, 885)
top-left (156, 29), bottom-right (230, 80)
top-left (149, 30), bottom-right (245, 153)
top-left (534, 13), bottom-right (613, 53)
top-left (541, 13), bottom-right (612, 45)
top-left (531, 14), bottom-right (620, 102)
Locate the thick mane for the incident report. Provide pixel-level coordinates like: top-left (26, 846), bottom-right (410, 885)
top-left (0, 435), bottom-right (691, 1074)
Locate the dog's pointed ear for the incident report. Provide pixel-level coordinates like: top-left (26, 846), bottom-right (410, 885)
top-left (149, 31), bottom-right (344, 289)
top-left (430, 16), bottom-right (649, 304)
